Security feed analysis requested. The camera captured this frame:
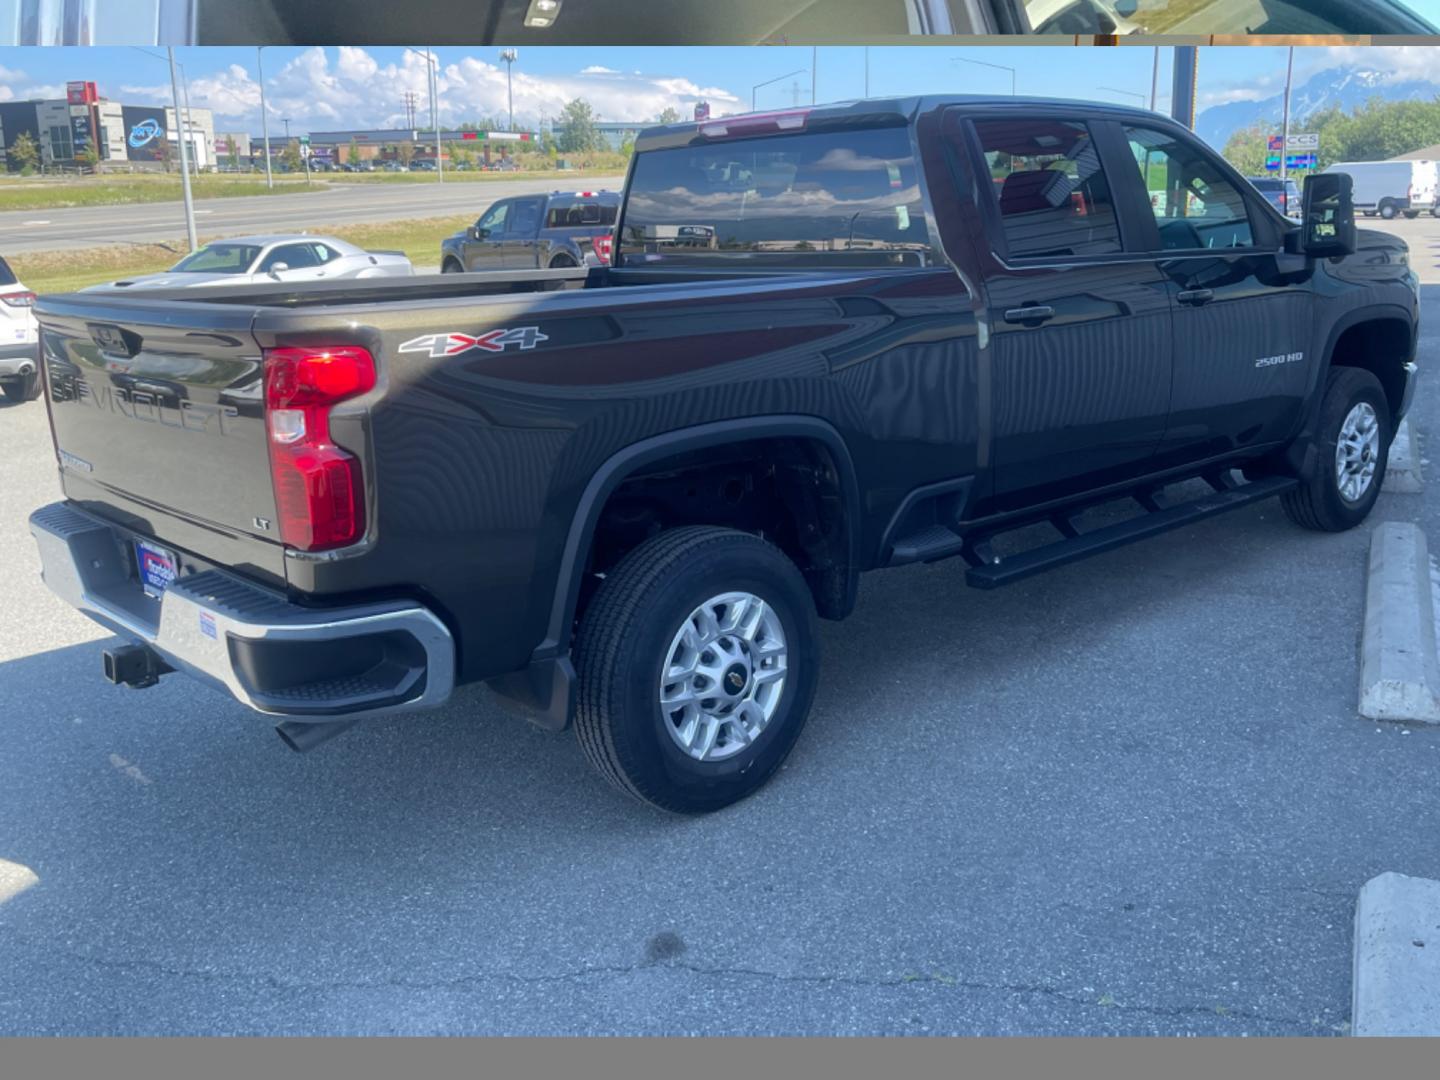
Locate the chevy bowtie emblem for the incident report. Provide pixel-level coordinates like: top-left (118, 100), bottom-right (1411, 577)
top-left (398, 326), bottom-right (549, 358)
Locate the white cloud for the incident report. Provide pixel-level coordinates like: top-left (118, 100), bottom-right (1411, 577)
top-left (1314, 45), bottom-right (1440, 85)
top-left (0, 65), bottom-right (27, 82)
top-left (93, 48), bottom-right (743, 133)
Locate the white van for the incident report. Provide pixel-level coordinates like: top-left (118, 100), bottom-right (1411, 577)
top-left (1322, 159), bottom-right (1439, 220)
top-left (0, 255), bottom-right (41, 403)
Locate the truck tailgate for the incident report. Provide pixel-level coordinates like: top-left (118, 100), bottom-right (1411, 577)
top-left (37, 295), bottom-right (287, 582)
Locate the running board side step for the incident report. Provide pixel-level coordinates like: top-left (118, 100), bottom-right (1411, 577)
top-left (964, 474), bottom-right (1298, 590)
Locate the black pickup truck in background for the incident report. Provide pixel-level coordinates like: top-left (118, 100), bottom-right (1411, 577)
top-left (29, 96), bottom-right (1420, 812)
top-left (440, 190), bottom-right (620, 273)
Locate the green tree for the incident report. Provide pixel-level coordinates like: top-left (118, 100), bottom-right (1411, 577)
top-left (75, 145), bottom-right (101, 173)
top-left (225, 136), bottom-right (240, 169)
top-left (281, 139), bottom-right (303, 171)
top-left (655, 106), bottom-right (681, 124)
top-left (557, 98), bottom-right (602, 154)
top-left (619, 133), bottom-right (636, 158)
top-left (8, 130), bottom-right (39, 173)
top-left (1220, 122), bottom-right (1272, 176)
top-left (397, 141), bottom-right (417, 167)
top-left (347, 138), bottom-right (361, 166)
top-left (540, 127), bottom-right (558, 156)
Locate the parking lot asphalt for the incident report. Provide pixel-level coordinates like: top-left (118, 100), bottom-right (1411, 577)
top-left (1, 222), bottom-right (1438, 1036)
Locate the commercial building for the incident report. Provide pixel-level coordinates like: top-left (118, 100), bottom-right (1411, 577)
top-left (251, 127), bottom-right (536, 166)
top-left (0, 81), bottom-right (215, 171)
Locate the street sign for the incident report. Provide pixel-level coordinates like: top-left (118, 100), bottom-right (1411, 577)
top-left (299, 135), bottom-right (311, 145)
top-left (1287, 132), bottom-right (1319, 150)
top-left (1265, 153), bottom-right (1317, 171)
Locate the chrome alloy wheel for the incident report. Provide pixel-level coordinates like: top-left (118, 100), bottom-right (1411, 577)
top-left (1335, 401), bottom-right (1381, 503)
top-left (658, 592), bottom-right (788, 762)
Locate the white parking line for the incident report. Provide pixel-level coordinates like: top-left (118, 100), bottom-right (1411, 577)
top-left (23, 220), bottom-right (51, 226)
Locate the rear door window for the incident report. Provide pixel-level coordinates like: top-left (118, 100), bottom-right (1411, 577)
top-left (973, 118), bottom-right (1123, 259)
top-left (620, 125), bottom-right (935, 267)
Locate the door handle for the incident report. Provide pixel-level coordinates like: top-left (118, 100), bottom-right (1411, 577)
top-left (1177, 288), bottom-right (1214, 306)
top-left (1003, 305), bottom-right (1056, 326)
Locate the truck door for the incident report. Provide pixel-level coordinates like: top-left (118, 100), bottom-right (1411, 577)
top-left (464, 199), bottom-right (511, 270)
top-left (967, 114), bottom-right (1173, 506)
top-left (1112, 121), bottom-right (1315, 467)
top-left (502, 197), bottom-right (546, 268)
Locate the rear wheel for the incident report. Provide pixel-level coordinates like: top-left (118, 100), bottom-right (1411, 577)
top-left (574, 526), bottom-right (819, 814)
top-left (549, 255), bottom-right (577, 269)
top-left (0, 372), bottom-right (38, 402)
top-left (1281, 367), bottom-right (1390, 532)
top-left (1403, 210), bottom-right (1420, 219)
top-left (1378, 200), bottom-right (1397, 220)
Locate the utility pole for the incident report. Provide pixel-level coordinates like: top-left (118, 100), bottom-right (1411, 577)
top-left (500, 49), bottom-right (518, 131)
top-left (258, 47), bottom-right (273, 187)
top-left (812, 46), bottom-right (817, 105)
top-left (1280, 46), bottom-right (1295, 184)
top-left (1149, 46), bottom-right (1160, 111)
top-left (1169, 45), bottom-right (1197, 129)
top-left (168, 47), bottom-right (197, 251)
top-left (864, 47), bottom-right (870, 98)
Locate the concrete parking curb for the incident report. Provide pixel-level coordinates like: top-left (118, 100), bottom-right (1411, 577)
top-left (1353, 872), bottom-right (1440, 1036)
top-left (1358, 522), bottom-right (1440, 723)
top-left (1387, 419), bottom-right (1425, 494)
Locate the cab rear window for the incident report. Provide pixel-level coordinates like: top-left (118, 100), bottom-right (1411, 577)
top-left (546, 202), bottom-right (619, 228)
top-left (619, 126), bottom-right (935, 268)
top-left (0, 257), bottom-right (16, 286)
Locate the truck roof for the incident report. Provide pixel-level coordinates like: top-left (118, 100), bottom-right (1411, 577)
top-left (633, 94), bottom-right (1178, 152)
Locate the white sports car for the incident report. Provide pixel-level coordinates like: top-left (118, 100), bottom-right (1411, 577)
top-left (85, 235), bottom-right (414, 292)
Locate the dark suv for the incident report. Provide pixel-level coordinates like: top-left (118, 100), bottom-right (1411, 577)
top-left (1248, 176), bottom-right (1303, 218)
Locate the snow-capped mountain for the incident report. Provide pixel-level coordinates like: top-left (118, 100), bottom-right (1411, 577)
top-left (1196, 67), bottom-right (1440, 149)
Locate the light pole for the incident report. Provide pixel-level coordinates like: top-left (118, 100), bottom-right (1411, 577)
top-left (180, 64), bottom-right (198, 177)
top-left (1149, 46), bottom-right (1160, 111)
top-left (257, 46), bottom-right (273, 187)
top-left (1280, 46), bottom-right (1295, 185)
top-left (406, 48), bottom-right (445, 183)
top-left (751, 69), bottom-right (807, 113)
top-left (167, 48), bottom-right (197, 252)
top-left (952, 56), bottom-right (1016, 96)
top-left (500, 48), bottom-right (518, 132)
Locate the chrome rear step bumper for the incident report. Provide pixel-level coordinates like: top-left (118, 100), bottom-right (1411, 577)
top-left (29, 501), bottom-right (454, 720)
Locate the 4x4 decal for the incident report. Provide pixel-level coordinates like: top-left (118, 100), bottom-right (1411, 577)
top-left (398, 326), bottom-right (549, 358)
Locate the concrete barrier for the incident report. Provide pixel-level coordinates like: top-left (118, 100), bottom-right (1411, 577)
top-left (1386, 419), bottom-right (1424, 495)
top-left (1353, 872), bottom-right (1440, 1036)
top-left (1358, 522), bottom-right (1440, 724)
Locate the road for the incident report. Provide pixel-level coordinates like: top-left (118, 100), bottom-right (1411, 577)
top-left (0, 220), bottom-right (1437, 1035)
top-left (0, 176), bottom-right (626, 254)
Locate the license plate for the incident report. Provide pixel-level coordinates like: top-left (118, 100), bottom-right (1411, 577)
top-left (135, 540), bottom-right (178, 598)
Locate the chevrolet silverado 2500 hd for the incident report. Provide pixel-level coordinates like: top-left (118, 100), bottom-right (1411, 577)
top-left (29, 97), bottom-right (1421, 812)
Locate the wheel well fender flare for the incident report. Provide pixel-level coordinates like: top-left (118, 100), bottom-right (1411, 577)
top-left (531, 416), bottom-right (862, 665)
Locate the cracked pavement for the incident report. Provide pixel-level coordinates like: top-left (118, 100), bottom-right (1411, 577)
top-left (0, 232), bottom-right (1438, 1035)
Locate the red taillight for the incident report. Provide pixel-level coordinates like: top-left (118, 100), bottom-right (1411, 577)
top-left (593, 232), bottom-right (613, 264)
top-left (1, 291), bottom-right (38, 308)
top-left (699, 108), bottom-right (810, 139)
top-left (263, 346), bottom-right (376, 552)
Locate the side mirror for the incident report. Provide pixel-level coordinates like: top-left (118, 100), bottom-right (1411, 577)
top-left (1299, 172), bottom-right (1357, 258)
top-left (469, 226), bottom-right (489, 241)
top-left (267, 262), bottom-right (290, 279)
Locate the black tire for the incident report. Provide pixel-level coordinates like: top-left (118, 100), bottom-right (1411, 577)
top-left (1378, 200), bottom-right (1397, 220)
top-left (1403, 210), bottom-right (1420, 219)
top-left (1432, 207), bottom-right (1440, 219)
top-left (549, 255), bottom-right (577, 269)
top-left (441, 259), bottom-right (464, 274)
top-left (574, 526), bottom-right (819, 814)
top-left (1, 372), bottom-right (37, 402)
top-left (1281, 367), bottom-right (1390, 532)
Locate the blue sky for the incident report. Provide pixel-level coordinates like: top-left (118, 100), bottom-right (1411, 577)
top-left (0, 44), bottom-right (1432, 135)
